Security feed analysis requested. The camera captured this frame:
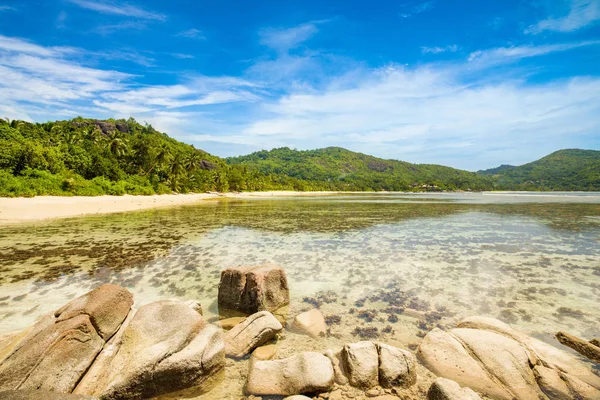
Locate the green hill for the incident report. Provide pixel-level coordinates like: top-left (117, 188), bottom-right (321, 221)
top-left (480, 149), bottom-right (600, 191)
top-left (226, 147), bottom-right (493, 191)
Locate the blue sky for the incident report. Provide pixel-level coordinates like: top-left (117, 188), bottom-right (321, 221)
top-left (0, 0), bottom-right (599, 170)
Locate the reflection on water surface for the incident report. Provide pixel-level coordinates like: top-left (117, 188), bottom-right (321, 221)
top-left (0, 193), bottom-right (599, 393)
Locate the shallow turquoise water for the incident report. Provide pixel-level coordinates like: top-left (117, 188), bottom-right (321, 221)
top-left (0, 192), bottom-right (599, 353)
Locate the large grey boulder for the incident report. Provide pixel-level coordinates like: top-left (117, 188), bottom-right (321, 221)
top-left (376, 343), bottom-right (417, 388)
top-left (342, 341), bottom-right (379, 389)
top-left (245, 352), bottom-right (334, 395)
top-left (224, 311), bottom-right (282, 358)
top-left (218, 264), bottom-right (290, 314)
top-left (74, 299), bottom-right (224, 400)
top-left (427, 378), bottom-right (482, 400)
top-left (419, 316), bottom-right (600, 400)
top-left (0, 285), bottom-right (132, 393)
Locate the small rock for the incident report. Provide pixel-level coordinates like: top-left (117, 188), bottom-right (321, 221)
top-left (328, 389), bottom-right (343, 400)
top-left (342, 341), bottom-right (379, 389)
top-left (224, 311), bottom-right (282, 358)
top-left (294, 309), bottom-right (327, 338)
top-left (245, 352), bottom-right (334, 395)
top-left (284, 396), bottom-right (313, 400)
top-left (366, 388), bottom-right (380, 397)
top-left (427, 378), bottom-right (482, 400)
top-left (376, 342), bottom-right (417, 388)
top-left (218, 264), bottom-right (290, 314)
top-left (324, 349), bottom-right (348, 385)
top-left (252, 344), bottom-right (277, 360)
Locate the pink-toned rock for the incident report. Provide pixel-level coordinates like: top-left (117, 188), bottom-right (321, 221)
top-left (293, 309), bottom-right (326, 338)
top-left (224, 311), bottom-right (282, 358)
top-left (427, 378), bottom-right (482, 400)
top-left (218, 264), bottom-right (290, 314)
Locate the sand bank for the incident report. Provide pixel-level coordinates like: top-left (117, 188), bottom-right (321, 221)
top-left (0, 192), bottom-right (343, 225)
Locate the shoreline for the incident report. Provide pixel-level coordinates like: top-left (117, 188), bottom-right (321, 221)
top-left (0, 191), bottom-right (346, 225)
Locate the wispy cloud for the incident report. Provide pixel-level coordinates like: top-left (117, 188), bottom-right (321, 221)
top-left (468, 40), bottom-right (600, 66)
top-left (259, 21), bottom-right (328, 53)
top-left (93, 21), bottom-right (148, 35)
top-left (421, 45), bottom-right (459, 54)
top-left (175, 28), bottom-right (205, 40)
top-left (399, 1), bottom-right (435, 18)
top-left (171, 53), bottom-right (195, 59)
top-left (526, 0), bottom-right (600, 34)
top-left (56, 11), bottom-right (67, 29)
top-left (66, 0), bottom-right (166, 21)
top-left (0, 5), bottom-right (16, 12)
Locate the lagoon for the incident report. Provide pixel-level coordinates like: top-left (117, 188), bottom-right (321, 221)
top-left (1, 192), bottom-right (599, 396)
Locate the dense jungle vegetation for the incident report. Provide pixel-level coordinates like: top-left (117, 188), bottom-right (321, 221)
top-left (0, 117), bottom-right (597, 196)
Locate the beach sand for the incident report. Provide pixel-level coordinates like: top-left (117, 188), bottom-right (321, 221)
top-left (0, 192), bottom-right (343, 224)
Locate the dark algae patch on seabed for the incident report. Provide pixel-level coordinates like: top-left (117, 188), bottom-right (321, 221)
top-left (0, 193), bottom-right (599, 396)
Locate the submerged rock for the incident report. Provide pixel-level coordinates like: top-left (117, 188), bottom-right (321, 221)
top-left (0, 285), bottom-right (132, 393)
top-left (218, 264), bottom-right (290, 314)
top-left (419, 316), bottom-right (600, 400)
top-left (245, 352), bottom-right (334, 395)
top-left (224, 311), bottom-right (282, 358)
top-left (427, 378), bottom-right (482, 400)
top-left (556, 331), bottom-right (600, 363)
top-left (293, 308), bottom-right (327, 338)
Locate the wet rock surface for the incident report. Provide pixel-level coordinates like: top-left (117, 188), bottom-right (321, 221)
top-left (293, 308), bottom-right (327, 338)
top-left (218, 264), bottom-right (290, 314)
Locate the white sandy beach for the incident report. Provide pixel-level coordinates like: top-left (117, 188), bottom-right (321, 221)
top-left (0, 192), bottom-right (344, 224)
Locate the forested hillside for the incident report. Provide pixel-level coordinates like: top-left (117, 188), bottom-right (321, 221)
top-left (0, 118), bottom-right (597, 196)
top-left (0, 118), bottom-right (292, 196)
top-left (480, 149), bottom-right (600, 191)
top-left (227, 147), bottom-right (493, 191)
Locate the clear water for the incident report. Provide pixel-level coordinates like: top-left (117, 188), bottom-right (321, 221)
top-left (0, 192), bottom-right (599, 394)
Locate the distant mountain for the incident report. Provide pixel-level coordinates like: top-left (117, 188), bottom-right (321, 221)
top-left (227, 147), bottom-right (493, 191)
top-left (481, 149), bottom-right (600, 191)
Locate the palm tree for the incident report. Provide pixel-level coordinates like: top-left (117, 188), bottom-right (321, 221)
top-left (184, 153), bottom-right (202, 175)
top-left (170, 155), bottom-right (186, 178)
top-left (106, 135), bottom-right (128, 157)
top-left (145, 144), bottom-right (170, 175)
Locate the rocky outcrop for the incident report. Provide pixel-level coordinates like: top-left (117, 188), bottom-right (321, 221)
top-left (0, 285), bottom-right (132, 393)
top-left (556, 331), bottom-right (600, 363)
top-left (293, 309), bottom-right (327, 338)
top-left (418, 316), bottom-right (600, 400)
top-left (75, 299), bottom-right (224, 399)
top-left (427, 378), bottom-right (482, 400)
top-left (224, 311), bottom-right (282, 358)
top-left (0, 285), bottom-right (225, 400)
top-left (218, 264), bottom-right (290, 314)
top-left (245, 352), bottom-right (334, 395)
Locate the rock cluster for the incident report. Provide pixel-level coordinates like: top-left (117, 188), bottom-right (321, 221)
top-left (418, 316), bottom-right (600, 400)
top-left (0, 285), bottom-right (225, 400)
top-left (245, 341), bottom-right (417, 396)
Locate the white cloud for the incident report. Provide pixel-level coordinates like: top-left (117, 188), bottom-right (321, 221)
top-left (399, 1), bottom-right (435, 18)
top-left (421, 45), bottom-right (459, 54)
top-left (526, 0), bottom-right (600, 34)
top-left (467, 40), bottom-right (600, 66)
top-left (93, 21), bottom-right (148, 35)
top-left (0, 5), bottom-right (16, 12)
top-left (259, 21), bottom-right (328, 53)
top-left (175, 28), bottom-right (205, 40)
top-left (66, 0), bottom-right (166, 20)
